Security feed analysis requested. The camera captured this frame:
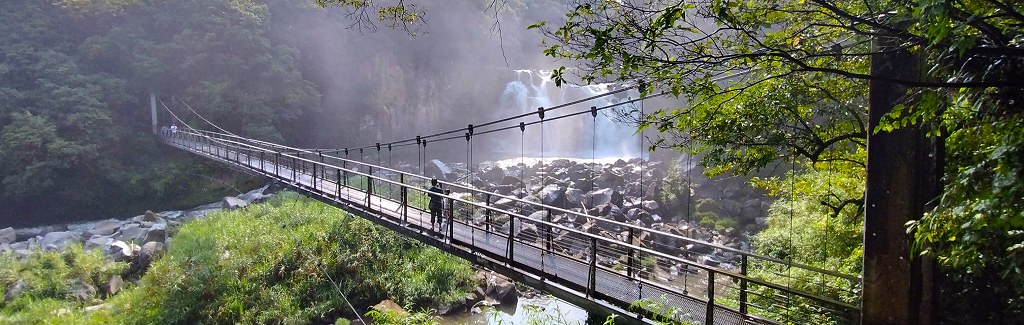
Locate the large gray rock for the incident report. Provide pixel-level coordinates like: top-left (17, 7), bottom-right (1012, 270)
top-left (84, 236), bottom-right (114, 251)
top-left (538, 184), bottom-right (565, 206)
top-left (4, 279), bottom-right (28, 303)
top-left (597, 170), bottom-right (626, 187)
top-left (564, 188), bottom-right (585, 207)
top-left (118, 224), bottom-right (148, 243)
top-left (107, 275), bottom-right (124, 296)
top-left (222, 196), bottom-right (248, 210)
top-left (145, 223), bottom-right (167, 243)
top-left (84, 220), bottom-right (121, 238)
top-left (428, 159), bottom-right (453, 179)
top-left (108, 241), bottom-right (139, 262)
top-left (69, 281), bottom-right (97, 301)
top-left (134, 241), bottom-right (166, 273)
top-left (40, 231), bottom-right (80, 251)
top-left (0, 227), bottom-right (15, 244)
top-left (588, 188), bottom-right (614, 206)
top-left (485, 273), bottom-right (518, 305)
top-left (143, 210), bottom-right (159, 222)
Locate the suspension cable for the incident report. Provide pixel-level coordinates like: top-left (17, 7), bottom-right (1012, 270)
top-left (302, 85), bottom-right (645, 155)
top-left (177, 96), bottom-right (238, 137)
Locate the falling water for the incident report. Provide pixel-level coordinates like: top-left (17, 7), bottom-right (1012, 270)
top-left (497, 70), bottom-right (642, 158)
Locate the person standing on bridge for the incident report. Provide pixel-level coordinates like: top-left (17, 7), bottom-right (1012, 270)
top-left (427, 179), bottom-right (443, 231)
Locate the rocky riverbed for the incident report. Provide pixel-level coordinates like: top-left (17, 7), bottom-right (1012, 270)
top-left (418, 156), bottom-right (769, 271)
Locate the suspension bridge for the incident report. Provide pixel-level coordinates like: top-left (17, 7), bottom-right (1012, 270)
top-left (153, 88), bottom-right (861, 325)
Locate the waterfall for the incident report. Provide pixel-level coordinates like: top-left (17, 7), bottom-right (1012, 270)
top-left (497, 70), bottom-right (642, 158)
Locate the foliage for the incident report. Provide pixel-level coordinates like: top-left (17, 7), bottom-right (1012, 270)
top-left (364, 308), bottom-right (439, 325)
top-left (0, 0), bottom-right (320, 224)
top-left (0, 193), bottom-right (475, 324)
top-left (747, 159), bottom-right (864, 323)
top-left (909, 118), bottom-right (1024, 321)
top-left (0, 245), bottom-right (128, 322)
top-left (112, 192), bottom-right (473, 324)
top-left (534, 0), bottom-right (1023, 320)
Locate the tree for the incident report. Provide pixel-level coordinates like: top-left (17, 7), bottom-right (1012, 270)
top-left (532, 0), bottom-right (1023, 321)
top-left (0, 0), bottom-right (323, 223)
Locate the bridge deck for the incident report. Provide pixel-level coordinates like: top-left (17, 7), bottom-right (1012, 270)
top-left (162, 131), bottom-right (859, 325)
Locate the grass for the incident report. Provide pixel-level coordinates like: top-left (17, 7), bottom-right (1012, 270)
top-left (0, 192), bottom-right (475, 325)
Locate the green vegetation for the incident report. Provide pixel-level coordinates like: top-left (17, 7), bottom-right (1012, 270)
top-left (0, 244), bottom-right (128, 324)
top-left (534, 0), bottom-right (1023, 321)
top-left (0, 0), bottom-right (319, 224)
top-left (0, 193), bottom-right (475, 324)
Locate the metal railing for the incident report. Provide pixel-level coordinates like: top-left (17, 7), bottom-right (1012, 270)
top-left (160, 129), bottom-right (861, 325)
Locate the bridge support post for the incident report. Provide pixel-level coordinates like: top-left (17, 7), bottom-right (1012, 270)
top-left (863, 33), bottom-right (938, 325)
top-left (337, 169), bottom-right (342, 200)
top-left (545, 209), bottom-right (553, 252)
top-left (400, 174), bottom-right (407, 223)
top-left (150, 93), bottom-right (157, 135)
top-left (507, 219), bottom-right (515, 265)
top-left (588, 236), bottom-right (597, 298)
top-left (740, 255), bottom-right (748, 315)
top-left (365, 170), bottom-right (372, 208)
top-left (706, 270), bottom-right (715, 325)
top-left (485, 194), bottom-right (492, 232)
top-left (627, 227), bottom-right (636, 278)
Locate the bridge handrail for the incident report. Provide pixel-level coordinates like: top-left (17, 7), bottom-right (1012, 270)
top-left (186, 129), bottom-right (859, 283)
top-left (161, 127), bottom-right (864, 311)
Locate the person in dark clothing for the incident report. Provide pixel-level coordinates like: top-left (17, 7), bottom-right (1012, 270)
top-left (427, 179), bottom-right (443, 230)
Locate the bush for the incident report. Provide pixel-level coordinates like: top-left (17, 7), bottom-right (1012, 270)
top-left (1, 192), bottom-right (476, 324)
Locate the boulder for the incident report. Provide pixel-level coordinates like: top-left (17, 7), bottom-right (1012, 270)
top-left (4, 279), bottom-right (28, 303)
top-left (40, 231), bottom-right (80, 251)
top-left (84, 236), bottom-right (114, 251)
top-left (108, 240), bottom-right (139, 262)
top-left (597, 170), bottom-right (625, 187)
top-left (85, 220), bottom-right (122, 238)
top-left (145, 223), bottom-right (167, 243)
top-left (642, 200), bottom-right (660, 212)
top-left (134, 241), bottom-right (166, 273)
top-left (0, 243), bottom-right (9, 253)
top-left (538, 184), bottom-right (565, 206)
top-left (491, 197), bottom-right (517, 212)
top-left (371, 299), bottom-right (409, 318)
top-left (222, 196), bottom-right (248, 210)
top-left (480, 166), bottom-right (507, 183)
top-left (118, 224), bottom-right (148, 243)
top-left (517, 222), bottom-right (540, 241)
top-left (564, 188), bottom-right (585, 207)
top-left (9, 241), bottom-right (28, 251)
top-left (0, 227), bottom-right (15, 244)
top-left (486, 273), bottom-right (518, 305)
top-left (107, 275), bottom-right (124, 296)
top-left (143, 210), bottom-right (159, 222)
top-left (428, 159), bottom-right (453, 180)
top-left (69, 281), bottom-right (97, 301)
top-left (588, 188), bottom-right (614, 206)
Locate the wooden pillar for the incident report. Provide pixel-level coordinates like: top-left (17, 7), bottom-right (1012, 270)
top-left (862, 35), bottom-right (939, 324)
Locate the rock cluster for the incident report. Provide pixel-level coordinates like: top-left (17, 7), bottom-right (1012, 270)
top-left (429, 157), bottom-right (770, 273)
top-left (0, 185), bottom-right (273, 266)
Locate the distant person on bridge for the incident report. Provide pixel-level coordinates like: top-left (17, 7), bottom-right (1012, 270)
top-left (170, 124), bottom-right (178, 135)
top-left (428, 179), bottom-right (443, 230)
